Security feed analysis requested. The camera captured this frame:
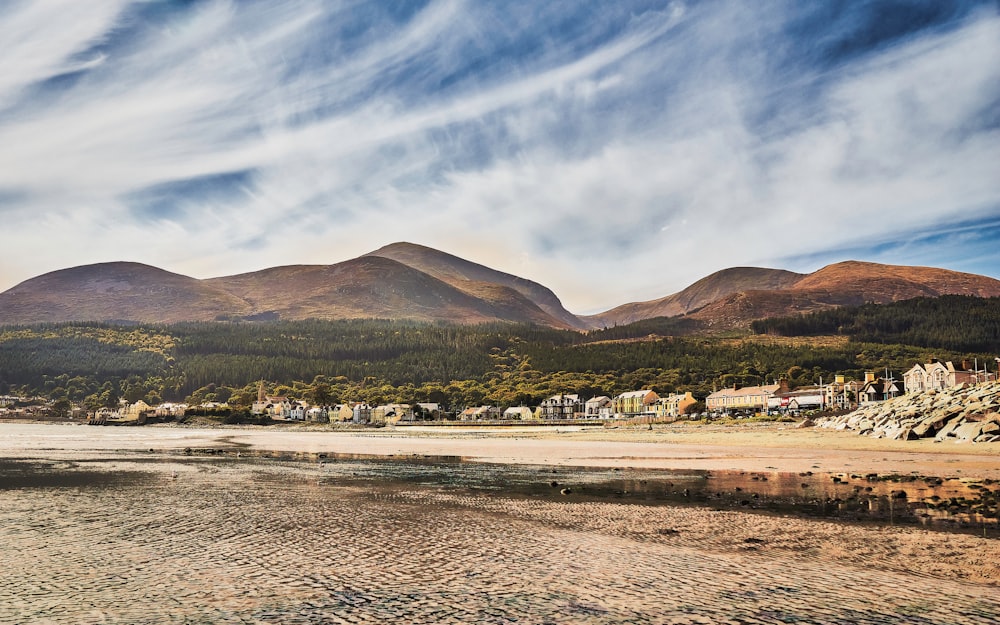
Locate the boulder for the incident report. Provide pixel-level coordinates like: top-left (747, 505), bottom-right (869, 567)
top-left (950, 421), bottom-right (995, 443)
top-left (934, 416), bottom-right (966, 441)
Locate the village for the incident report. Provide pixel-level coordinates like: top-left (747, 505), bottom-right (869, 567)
top-left (4, 357), bottom-right (995, 428)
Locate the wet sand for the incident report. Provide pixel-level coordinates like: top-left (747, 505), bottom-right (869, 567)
top-left (4, 421), bottom-right (999, 478)
top-left (2, 423), bottom-right (999, 623)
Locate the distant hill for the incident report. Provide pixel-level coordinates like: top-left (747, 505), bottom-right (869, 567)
top-left (583, 267), bottom-right (803, 327)
top-left (0, 249), bottom-right (580, 328)
top-left (366, 242), bottom-right (586, 330)
top-left (590, 261), bottom-right (1000, 330)
top-left (0, 262), bottom-right (251, 324)
top-left (2, 249), bottom-right (999, 331)
top-left (205, 255), bottom-right (572, 327)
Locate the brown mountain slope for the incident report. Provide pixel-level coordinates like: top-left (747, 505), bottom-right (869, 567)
top-left (205, 256), bottom-right (573, 327)
top-left (0, 262), bottom-right (252, 324)
top-left (584, 267), bottom-right (803, 328)
top-left (688, 261), bottom-right (1000, 330)
top-left (790, 261), bottom-right (1000, 297)
top-left (367, 242), bottom-right (586, 329)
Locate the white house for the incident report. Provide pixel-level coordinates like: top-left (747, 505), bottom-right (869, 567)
top-left (585, 396), bottom-right (613, 419)
top-left (538, 394), bottom-right (583, 419)
top-left (503, 406), bottom-right (534, 420)
top-left (903, 360), bottom-right (979, 393)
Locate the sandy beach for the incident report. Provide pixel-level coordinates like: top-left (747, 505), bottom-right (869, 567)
top-left (2, 422), bottom-right (998, 624)
top-left (4, 420), bottom-right (999, 478)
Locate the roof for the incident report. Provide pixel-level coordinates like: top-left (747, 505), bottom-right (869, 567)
top-left (706, 384), bottom-right (781, 400)
top-left (617, 390), bottom-right (655, 399)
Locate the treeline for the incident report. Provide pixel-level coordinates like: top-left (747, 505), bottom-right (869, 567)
top-left (751, 295), bottom-right (1000, 352)
top-left (583, 316), bottom-right (703, 341)
top-left (0, 310), bottom-right (996, 410)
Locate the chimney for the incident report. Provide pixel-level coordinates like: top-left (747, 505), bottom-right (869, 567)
top-left (835, 375), bottom-right (845, 385)
top-left (961, 359), bottom-right (972, 372)
top-left (864, 371), bottom-right (875, 383)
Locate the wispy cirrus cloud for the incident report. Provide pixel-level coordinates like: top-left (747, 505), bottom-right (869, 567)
top-left (0, 0), bottom-right (997, 313)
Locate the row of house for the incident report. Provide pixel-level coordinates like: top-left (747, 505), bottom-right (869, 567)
top-left (80, 357), bottom-right (999, 424)
top-left (460, 391), bottom-right (697, 422)
top-left (706, 359), bottom-right (996, 415)
top-left (248, 389), bottom-right (698, 424)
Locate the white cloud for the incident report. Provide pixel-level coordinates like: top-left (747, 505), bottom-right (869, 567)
top-left (0, 1), bottom-right (997, 315)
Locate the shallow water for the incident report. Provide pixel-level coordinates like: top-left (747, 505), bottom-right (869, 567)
top-left (2, 454), bottom-right (998, 624)
top-left (206, 450), bottom-right (998, 535)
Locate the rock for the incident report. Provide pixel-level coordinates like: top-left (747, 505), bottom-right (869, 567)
top-left (821, 383), bottom-right (1000, 443)
top-left (934, 416), bottom-right (966, 441)
top-left (912, 412), bottom-right (953, 437)
top-left (951, 421), bottom-right (990, 443)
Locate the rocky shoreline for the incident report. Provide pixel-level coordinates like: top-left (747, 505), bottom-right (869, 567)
top-left (816, 381), bottom-right (1000, 443)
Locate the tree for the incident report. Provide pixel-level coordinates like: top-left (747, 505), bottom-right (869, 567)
top-left (50, 399), bottom-right (72, 419)
top-left (309, 382), bottom-right (334, 406)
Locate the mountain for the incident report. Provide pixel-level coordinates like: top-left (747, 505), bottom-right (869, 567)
top-left (365, 242), bottom-right (587, 330)
top-left (583, 267), bottom-right (803, 327)
top-left (205, 255), bottom-right (573, 327)
top-left (592, 260), bottom-right (1000, 331)
top-left (0, 248), bottom-right (579, 328)
top-left (0, 262), bottom-right (252, 324)
top-left (2, 250), bottom-right (999, 331)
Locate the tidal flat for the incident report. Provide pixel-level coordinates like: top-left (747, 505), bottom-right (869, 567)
top-left (1, 424), bottom-right (999, 624)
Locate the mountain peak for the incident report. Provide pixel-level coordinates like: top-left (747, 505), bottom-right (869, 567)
top-left (366, 242), bottom-right (587, 329)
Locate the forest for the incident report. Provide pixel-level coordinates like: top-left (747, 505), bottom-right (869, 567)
top-left (1, 295), bottom-right (997, 411)
top-left (750, 295), bottom-right (1000, 353)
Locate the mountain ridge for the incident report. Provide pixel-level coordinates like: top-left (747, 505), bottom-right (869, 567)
top-left (2, 245), bottom-right (999, 331)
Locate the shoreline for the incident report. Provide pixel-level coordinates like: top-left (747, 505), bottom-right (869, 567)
top-left (3, 420), bottom-right (998, 479)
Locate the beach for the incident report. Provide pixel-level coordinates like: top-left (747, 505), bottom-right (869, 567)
top-left (1, 422), bottom-right (998, 624)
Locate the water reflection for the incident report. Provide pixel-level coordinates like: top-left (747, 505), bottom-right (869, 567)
top-left (2, 453), bottom-right (996, 536)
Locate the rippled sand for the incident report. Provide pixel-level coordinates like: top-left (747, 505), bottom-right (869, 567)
top-left (2, 423), bottom-right (999, 623)
top-left (1, 454), bottom-right (998, 624)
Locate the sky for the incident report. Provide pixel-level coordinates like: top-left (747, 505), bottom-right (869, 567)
top-left (1, 0), bottom-right (998, 314)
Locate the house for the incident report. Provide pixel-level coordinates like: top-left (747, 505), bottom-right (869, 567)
top-left (584, 396), bottom-right (613, 419)
top-left (252, 395), bottom-right (291, 417)
top-left (286, 401), bottom-right (309, 421)
top-left (306, 406), bottom-right (329, 422)
top-left (503, 406), bottom-right (534, 421)
top-left (373, 404), bottom-right (412, 424)
top-left (90, 407), bottom-right (121, 422)
top-left (122, 400), bottom-right (153, 420)
top-left (331, 404), bottom-right (354, 422)
top-left (398, 403), bottom-right (441, 422)
top-left (612, 390), bottom-right (659, 418)
top-left (653, 392), bottom-right (697, 418)
top-left (350, 403), bottom-right (373, 424)
top-left (706, 383), bottom-right (782, 414)
top-left (412, 402), bottom-right (442, 420)
top-left (154, 403), bottom-right (189, 418)
top-left (856, 372), bottom-right (904, 404)
top-left (823, 376), bottom-right (863, 410)
top-left (776, 386), bottom-right (825, 412)
top-left (460, 406), bottom-right (501, 421)
top-left (903, 360), bottom-right (981, 393)
top-left (538, 394), bottom-right (583, 420)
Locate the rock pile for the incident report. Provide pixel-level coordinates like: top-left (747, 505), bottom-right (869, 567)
top-left (816, 381), bottom-right (1000, 443)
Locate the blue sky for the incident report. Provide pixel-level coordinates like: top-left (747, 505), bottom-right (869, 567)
top-left (1, 0), bottom-right (998, 314)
